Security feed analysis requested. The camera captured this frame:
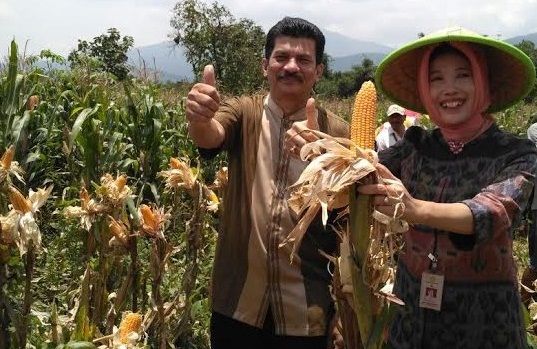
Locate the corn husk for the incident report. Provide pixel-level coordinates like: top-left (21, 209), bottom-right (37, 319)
top-left (283, 131), bottom-right (407, 348)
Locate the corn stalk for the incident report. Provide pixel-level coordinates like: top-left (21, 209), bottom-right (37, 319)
top-left (343, 81), bottom-right (405, 349)
top-left (158, 157), bottom-right (221, 345)
top-left (348, 177), bottom-right (378, 349)
top-left (284, 82), bottom-right (406, 349)
top-left (0, 246), bottom-right (11, 348)
top-left (20, 240), bottom-right (35, 347)
top-left (346, 81), bottom-right (383, 349)
top-left (149, 238), bottom-right (169, 349)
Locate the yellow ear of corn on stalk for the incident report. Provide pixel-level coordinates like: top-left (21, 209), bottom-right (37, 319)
top-left (114, 174), bottom-right (127, 192)
top-left (350, 80), bottom-right (377, 150)
top-left (8, 186), bottom-right (31, 213)
top-left (345, 80), bottom-right (381, 349)
top-left (108, 218), bottom-right (129, 246)
top-left (118, 312), bottom-right (142, 343)
top-left (140, 204), bottom-right (157, 229)
top-left (1, 146), bottom-right (14, 169)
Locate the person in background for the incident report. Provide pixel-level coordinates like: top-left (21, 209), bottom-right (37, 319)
top-left (375, 104), bottom-right (408, 151)
top-left (403, 108), bottom-right (423, 128)
top-left (521, 120), bottom-right (537, 305)
top-left (360, 26), bottom-right (537, 348)
top-left (185, 16), bottom-right (348, 349)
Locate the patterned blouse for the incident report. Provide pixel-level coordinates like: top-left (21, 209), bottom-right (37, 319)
top-left (379, 124), bottom-right (537, 348)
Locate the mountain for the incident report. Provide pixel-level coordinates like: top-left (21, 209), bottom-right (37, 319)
top-left (506, 32), bottom-right (537, 45)
top-left (128, 30), bottom-right (537, 82)
top-left (330, 52), bottom-right (387, 71)
top-left (324, 30), bottom-right (393, 57)
top-left (128, 42), bottom-right (192, 82)
top-left (127, 29), bottom-right (394, 82)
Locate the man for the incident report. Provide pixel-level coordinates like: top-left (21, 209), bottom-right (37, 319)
top-left (375, 104), bottom-right (407, 151)
top-left (185, 17), bottom-right (349, 349)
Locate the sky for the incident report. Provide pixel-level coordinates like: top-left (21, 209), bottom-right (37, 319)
top-left (2, 0), bottom-right (537, 58)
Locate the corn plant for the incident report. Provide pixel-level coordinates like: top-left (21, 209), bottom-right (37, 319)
top-left (0, 147), bottom-right (52, 348)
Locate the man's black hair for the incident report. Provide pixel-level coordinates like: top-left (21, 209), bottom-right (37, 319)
top-left (264, 17), bottom-right (325, 64)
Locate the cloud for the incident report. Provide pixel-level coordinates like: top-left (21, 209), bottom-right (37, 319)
top-left (1, 0), bottom-right (176, 57)
top-left (2, 0), bottom-right (537, 59)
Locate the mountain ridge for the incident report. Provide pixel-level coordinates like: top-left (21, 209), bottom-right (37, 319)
top-left (128, 29), bottom-right (537, 82)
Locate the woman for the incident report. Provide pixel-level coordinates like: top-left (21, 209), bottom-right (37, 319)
top-left (362, 27), bottom-right (537, 348)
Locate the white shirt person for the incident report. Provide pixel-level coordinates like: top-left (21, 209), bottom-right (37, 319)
top-left (375, 104), bottom-right (407, 151)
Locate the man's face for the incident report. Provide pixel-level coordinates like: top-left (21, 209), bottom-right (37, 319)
top-left (262, 36), bottom-right (323, 103)
top-left (388, 113), bottom-right (406, 128)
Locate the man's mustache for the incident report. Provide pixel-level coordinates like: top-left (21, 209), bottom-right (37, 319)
top-left (277, 73), bottom-right (304, 82)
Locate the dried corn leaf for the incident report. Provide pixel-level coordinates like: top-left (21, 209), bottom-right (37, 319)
top-left (283, 128), bottom-right (407, 310)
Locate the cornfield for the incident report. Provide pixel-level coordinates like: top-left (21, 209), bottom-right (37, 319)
top-left (0, 41), bottom-right (223, 349)
top-left (1, 39), bottom-right (537, 349)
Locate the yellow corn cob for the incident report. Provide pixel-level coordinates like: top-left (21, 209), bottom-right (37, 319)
top-left (140, 204), bottom-right (157, 228)
top-left (26, 95), bottom-right (39, 110)
top-left (109, 218), bottom-right (128, 245)
top-left (118, 312), bottom-right (142, 343)
top-left (169, 157), bottom-right (181, 169)
top-left (350, 81), bottom-right (377, 150)
top-left (207, 189), bottom-right (219, 205)
top-left (115, 174), bottom-right (127, 192)
top-left (1, 146), bottom-right (14, 169)
top-left (8, 186), bottom-right (31, 213)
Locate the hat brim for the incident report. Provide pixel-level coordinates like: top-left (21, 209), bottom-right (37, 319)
top-left (375, 27), bottom-right (536, 114)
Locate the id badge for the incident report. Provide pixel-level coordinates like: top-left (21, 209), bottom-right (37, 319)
top-left (419, 271), bottom-right (444, 311)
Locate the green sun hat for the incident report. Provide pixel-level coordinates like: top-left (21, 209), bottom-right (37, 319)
top-left (375, 26), bottom-right (536, 114)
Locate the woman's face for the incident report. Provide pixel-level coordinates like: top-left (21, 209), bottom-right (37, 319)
top-left (429, 51), bottom-right (475, 126)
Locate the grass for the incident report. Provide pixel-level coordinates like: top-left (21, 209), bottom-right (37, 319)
top-left (515, 218), bottom-right (531, 275)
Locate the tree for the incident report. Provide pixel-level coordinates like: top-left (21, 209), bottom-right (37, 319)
top-left (515, 40), bottom-right (537, 104)
top-left (316, 58), bottom-right (377, 99)
top-left (170, 0), bottom-right (265, 94)
top-left (321, 53), bottom-right (334, 79)
top-left (68, 28), bottom-right (134, 81)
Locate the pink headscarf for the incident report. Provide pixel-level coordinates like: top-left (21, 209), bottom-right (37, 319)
top-left (417, 41), bottom-right (493, 141)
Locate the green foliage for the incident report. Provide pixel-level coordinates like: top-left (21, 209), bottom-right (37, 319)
top-left (170, 0), bottom-right (265, 94)
top-left (0, 39), bottom-right (219, 348)
top-left (516, 40), bottom-right (537, 104)
top-left (494, 101), bottom-right (537, 137)
top-left (316, 58), bottom-right (376, 99)
top-left (68, 28), bottom-right (134, 81)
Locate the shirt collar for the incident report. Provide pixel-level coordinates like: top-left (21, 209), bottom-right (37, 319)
top-left (265, 94), bottom-right (307, 121)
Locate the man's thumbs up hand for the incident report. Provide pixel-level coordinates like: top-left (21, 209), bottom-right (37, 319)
top-left (305, 97), bottom-right (320, 131)
top-left (186, 64), bottom-right (220, 123)
top-left (285, 97), bottom-right (321, 159)
top-left (203, 64), bottom-right (216, 87)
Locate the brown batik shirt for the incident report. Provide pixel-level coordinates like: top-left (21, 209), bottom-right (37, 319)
top-left (200, 94), bottom-right (349, 336)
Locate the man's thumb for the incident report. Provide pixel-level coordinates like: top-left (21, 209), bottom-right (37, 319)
top-left (306, 97), bottom-right (319, 130)
top-left (203, 64), bottom-right (216, 87)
